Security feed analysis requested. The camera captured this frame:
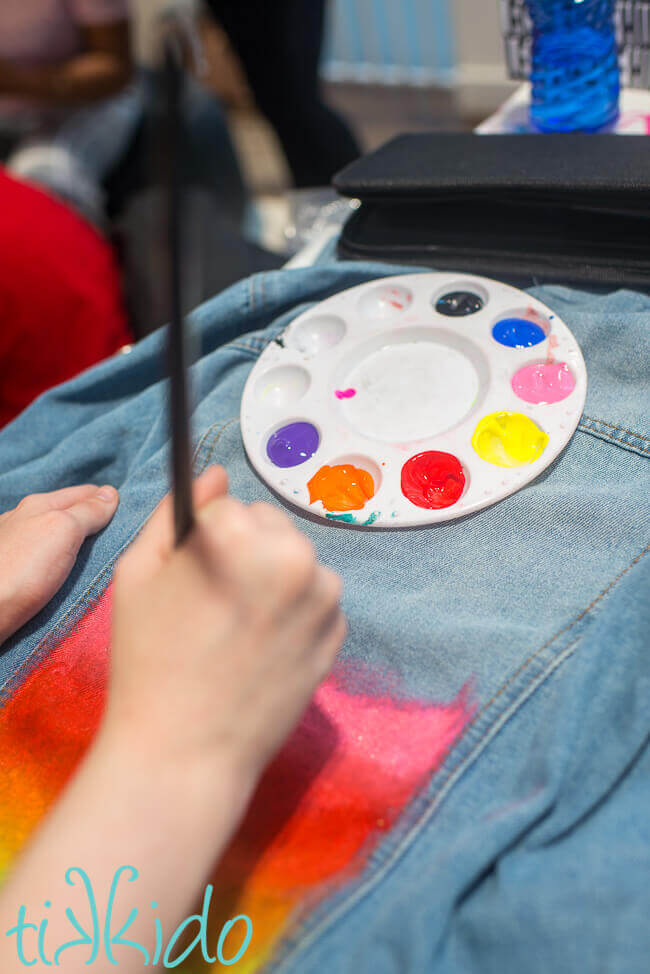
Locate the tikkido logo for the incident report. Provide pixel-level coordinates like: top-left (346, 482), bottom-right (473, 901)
top-left (5, 866), bottom-right (252, 967)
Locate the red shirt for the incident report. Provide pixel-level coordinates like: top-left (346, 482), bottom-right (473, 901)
top-left (0, 169), bottom-right (132, 428)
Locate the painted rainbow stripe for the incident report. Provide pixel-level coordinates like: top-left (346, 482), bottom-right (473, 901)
top-left (0, 588), bottom-right (475, 971)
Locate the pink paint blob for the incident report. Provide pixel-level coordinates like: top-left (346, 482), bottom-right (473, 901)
top-left (335, 388), bottom-right (357, 400)
top-left (512, 361), bottom-right (575, 405)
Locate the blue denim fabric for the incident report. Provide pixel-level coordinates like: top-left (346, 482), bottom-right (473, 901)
top-left (0, 262), bottom-right (648, 972)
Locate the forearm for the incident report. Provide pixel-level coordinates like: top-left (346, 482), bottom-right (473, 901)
top-left (0, 718), bottom-right (254, 973)
top-left (2, 54), bottom-right (132, 105)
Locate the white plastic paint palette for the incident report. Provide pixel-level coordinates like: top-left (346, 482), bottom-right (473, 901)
top-left (240, 273), bottom-right (587, 528)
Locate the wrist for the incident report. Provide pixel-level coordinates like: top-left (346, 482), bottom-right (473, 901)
top-left (94, 712), bottom-right (255, 857)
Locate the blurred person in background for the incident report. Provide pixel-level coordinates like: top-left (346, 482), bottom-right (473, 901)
top-left (0, 167), bottom-right (132, 428)
top-left (0, 0), bottom-right (135, 227)
top-left (203, 0), bottom-right (361, 187)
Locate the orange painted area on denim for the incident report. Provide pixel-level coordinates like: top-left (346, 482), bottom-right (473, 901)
top-left (0, 590), bottom-right (111, 878)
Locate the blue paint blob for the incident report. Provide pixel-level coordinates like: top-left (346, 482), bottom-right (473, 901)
top-left (492, 317), bottom-right (546, 348)
top-left (267, 422), bottom-right (319, 468)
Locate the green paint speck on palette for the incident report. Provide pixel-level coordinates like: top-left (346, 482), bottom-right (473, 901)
top-left (326, 512), bottom-right (379, 526)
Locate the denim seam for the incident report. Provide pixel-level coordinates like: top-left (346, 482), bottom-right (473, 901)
top-left (0, 421), bottom-right (237, 703)
top-left (228, 342), bottom-right (264, 358)
top-left (578, 425), bottom-right (650, 457)
top-left (271, 543), bottom-right (650, 972)
top-left (250, 272), bottom-right (268, 314)
top-left (274, 635), bottom-right (586, 973)
top-left (192, 425), bottom-right (221, 468)
top-left (582, 416), bottom-right (650, 442)
top-left (467, 548), bottom-right (648, 720)
top-left (198, 418), bottom-right (240, 469)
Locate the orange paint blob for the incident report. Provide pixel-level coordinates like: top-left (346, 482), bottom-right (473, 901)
top-left (308, 464), bottom-right (375, 512)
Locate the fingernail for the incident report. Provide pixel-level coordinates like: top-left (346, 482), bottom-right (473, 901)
top-left (97, 485), bottom-right (117, 502)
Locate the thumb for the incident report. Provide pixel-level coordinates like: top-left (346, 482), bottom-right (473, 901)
top-left (66, 485), bottom-right (119, 539)
top-left (193, 465), bottom-right (229, 509)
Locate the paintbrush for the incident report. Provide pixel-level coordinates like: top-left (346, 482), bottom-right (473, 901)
top-left (159, 25), bottom-right (194, 545)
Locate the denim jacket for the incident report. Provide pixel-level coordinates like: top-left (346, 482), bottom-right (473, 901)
top-left (0, 263), bottom-right (648, 973)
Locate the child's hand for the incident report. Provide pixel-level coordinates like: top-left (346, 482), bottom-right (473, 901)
top-left (107, 466), bottom-right (346, 802)
top-left (0, 485), bottom-right (119, 643)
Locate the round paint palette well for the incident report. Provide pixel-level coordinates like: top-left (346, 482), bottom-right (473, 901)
top-left (436, 290), bottom-right (484, 317)
top-left (240, 273), bottom-right (587, 527)
top-left (266, 422), bottom-right (320, 468)
top-left (512, 361), bottom-right (575, 404)
top-left (337, 330), bottom-right (485, 442)
top-left (492, 310), bottom-right (550, 349)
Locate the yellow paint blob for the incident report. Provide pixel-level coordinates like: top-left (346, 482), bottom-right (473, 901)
top-left (308, 464), bottom-right (375, 512)
top-left (472, 411), bottom-right (549, 468)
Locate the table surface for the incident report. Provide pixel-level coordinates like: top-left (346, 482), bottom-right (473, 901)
top-left (477, 83), bottom-right (650, 134)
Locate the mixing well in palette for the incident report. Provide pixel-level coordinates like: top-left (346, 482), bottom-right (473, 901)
top-left (339, 337), bottom-right (481, 442)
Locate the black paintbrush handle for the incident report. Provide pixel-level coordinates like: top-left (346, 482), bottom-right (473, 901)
top-left (162, 35), bottom-right (194, 545)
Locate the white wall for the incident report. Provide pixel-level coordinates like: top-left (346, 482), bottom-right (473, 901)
top-left (130, 0), bottom-right (199, 65)
top-left (451, 0), bottom-right (517, 115)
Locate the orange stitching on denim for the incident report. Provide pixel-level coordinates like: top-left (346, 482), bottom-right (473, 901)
top-left (192, 425), bottom-right (219, 467)
top-left (200, 418), bottom-right (239, 470)
top-left (579, 425), bottom-right (650, 456)
top-left (581, 415), bottom-right (650, 442)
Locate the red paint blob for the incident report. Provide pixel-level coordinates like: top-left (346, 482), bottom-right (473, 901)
top-left (401, 451), bottom-right (465, 510)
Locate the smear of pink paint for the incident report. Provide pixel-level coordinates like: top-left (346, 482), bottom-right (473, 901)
top-left (381, 289), bottom-right (411, 312)
top-left (546, 334), bottom-right (559, 365)
top-left (216, 662), bottom-right (476, 891)
top-left (335, 388), bottom-right (357, 400)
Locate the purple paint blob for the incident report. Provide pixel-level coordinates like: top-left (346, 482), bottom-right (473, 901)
top-left (267, 422), bottom-right (319, 468)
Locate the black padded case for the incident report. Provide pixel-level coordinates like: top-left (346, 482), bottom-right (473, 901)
top-left (334, 134), bottom-right (650, 287)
